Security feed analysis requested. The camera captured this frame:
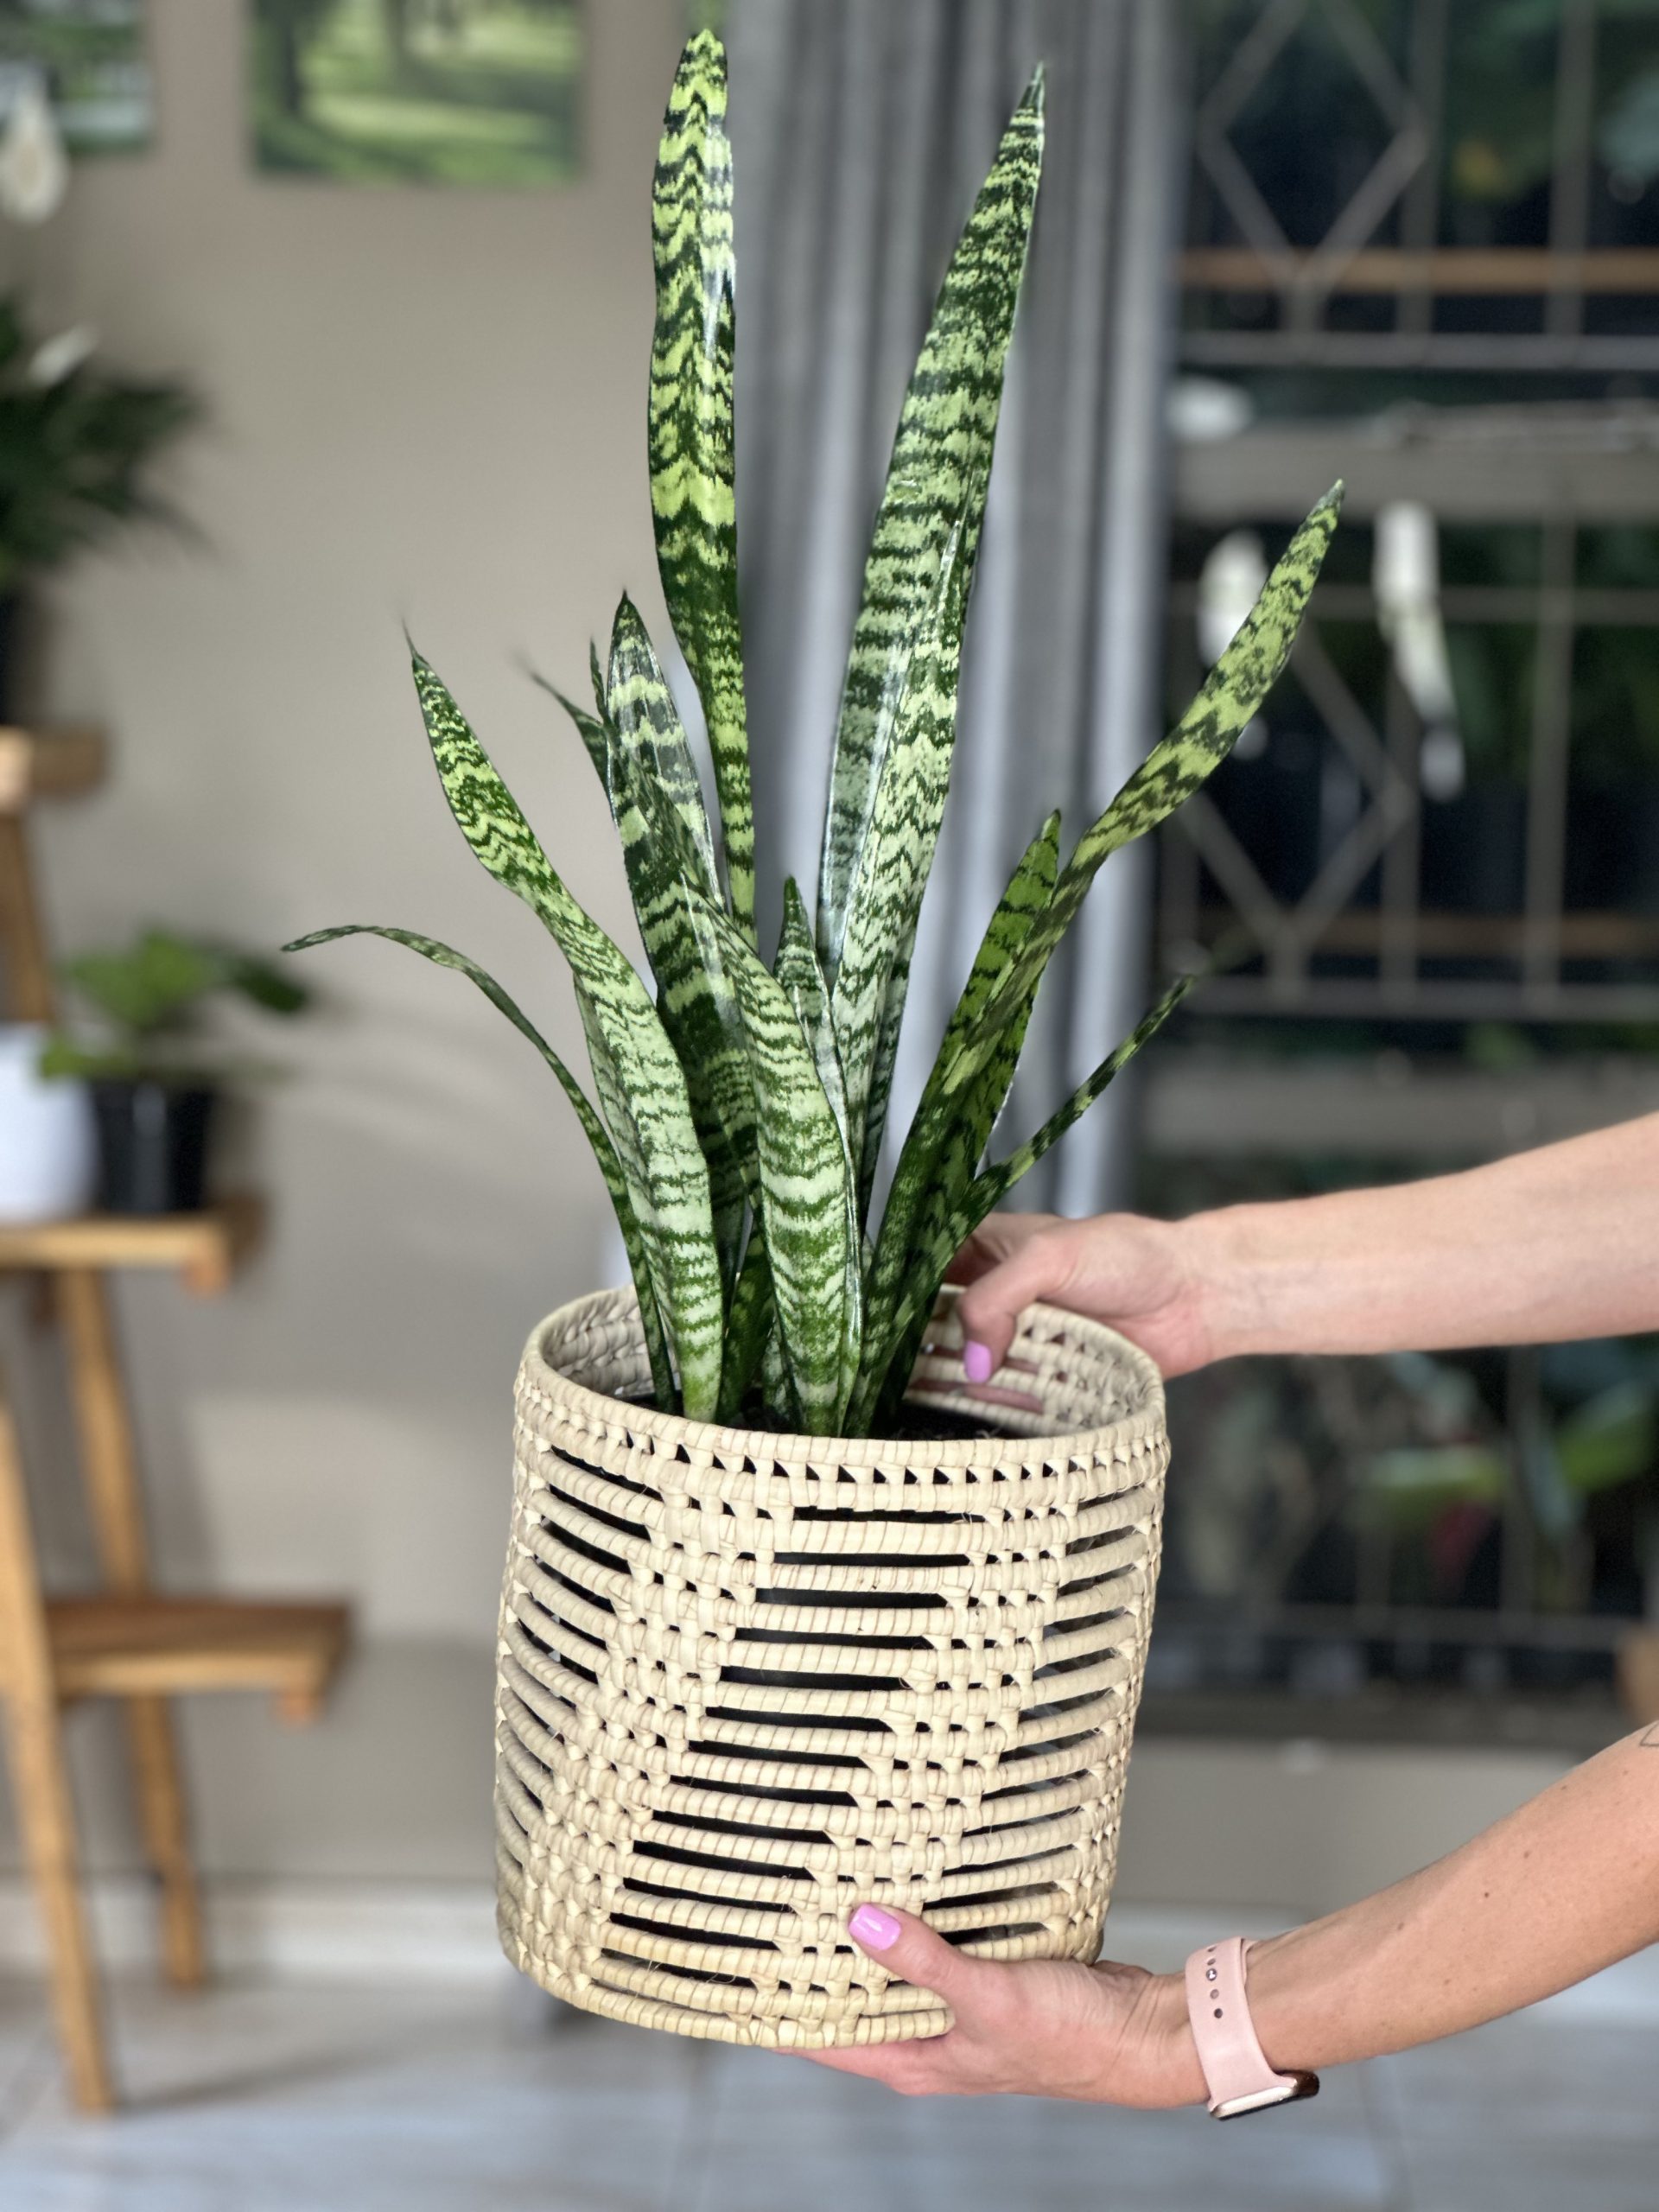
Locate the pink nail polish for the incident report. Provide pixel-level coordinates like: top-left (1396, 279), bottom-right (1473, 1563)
top-left (849, 1904), bottom-right (901, 1951)
top-left (963, 1340), bottom-right (995, 1384)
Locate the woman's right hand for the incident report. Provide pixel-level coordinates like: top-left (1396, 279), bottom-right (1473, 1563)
top-left (949, 1211), bottom-right (1217, 1381)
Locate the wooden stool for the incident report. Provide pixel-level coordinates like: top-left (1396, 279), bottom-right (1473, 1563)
top-left (0, 735), bottom-right (350, 2108)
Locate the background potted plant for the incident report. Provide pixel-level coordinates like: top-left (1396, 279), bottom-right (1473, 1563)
top-left (41, 928), bottom-right (308, 1215)
top-left (291, 33), bottom-right (1339, 2048)
top-left (0, 292), bottom-right (195, 715)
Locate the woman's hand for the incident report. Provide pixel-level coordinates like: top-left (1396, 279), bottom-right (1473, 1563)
top-left (950, 1211), bottom-right (1215, 1382)
top-left (793, 1906), bottom-right (1204, 2107)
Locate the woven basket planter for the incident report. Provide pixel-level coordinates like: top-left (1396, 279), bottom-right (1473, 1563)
top-left (494, 1284), bottom-right (1168, 2049)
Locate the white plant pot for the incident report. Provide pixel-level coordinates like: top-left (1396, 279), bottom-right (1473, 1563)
top-left (0, 1023), bottom-right (96, 1223)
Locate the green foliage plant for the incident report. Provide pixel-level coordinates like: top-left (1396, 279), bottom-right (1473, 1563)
top-left (0, 298), bottom-right (196, 593)
top-left (41, 929), bottom-right (308, 1084)
top-left (289, 32), bottom-right (1341, 1436)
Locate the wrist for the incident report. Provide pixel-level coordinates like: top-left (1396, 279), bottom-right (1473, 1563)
top-left (1176, 1205), bottom-right (1267, 1366)
top-left (1237, 1925), bottom-right (1355, 2076)
top-left (1126, 1969), bottom-right (1209, 2108)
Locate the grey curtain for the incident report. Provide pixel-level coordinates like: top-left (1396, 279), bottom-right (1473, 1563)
top-left (724, 0), bottom-right (1184, 1212)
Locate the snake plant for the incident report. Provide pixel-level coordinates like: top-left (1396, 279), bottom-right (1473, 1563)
top-left (289, 32), bottom-right (1340, 1435)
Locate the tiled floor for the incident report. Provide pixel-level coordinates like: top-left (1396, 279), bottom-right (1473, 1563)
top-left (0, 1974), bottom-right (1654, 2212)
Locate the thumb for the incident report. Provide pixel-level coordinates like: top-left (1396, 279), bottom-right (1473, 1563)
top-left (848, 1904), bottom-right (988, 2011)
top-left (955, 1224), bottom-right (1076, 1381)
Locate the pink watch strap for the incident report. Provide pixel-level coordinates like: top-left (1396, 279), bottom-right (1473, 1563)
top-left (1183, 1937), bottom-right (1319, 2119)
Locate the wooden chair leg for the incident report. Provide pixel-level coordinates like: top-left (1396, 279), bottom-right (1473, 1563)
top-left (54, 1269), bottom-right (207, 1990)
top-left (0, 1381), bottom-right (113, 2111)
top-left (1, 1692), bottom-right (114, 2111)
top-left (124, 1697), bottom-right (205, 1987)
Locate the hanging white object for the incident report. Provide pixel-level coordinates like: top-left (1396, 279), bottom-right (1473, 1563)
top-left (0, 71), bottom-right (67, 225)
top-left (1198, 530), bottom-right (1269, 757)
top-left (1374, 500), bottom-right (1465, 800)
top-left (1166, 377), bottom-right (1255, 444)
top-left (1198, 530), bottom-right (1268, 664)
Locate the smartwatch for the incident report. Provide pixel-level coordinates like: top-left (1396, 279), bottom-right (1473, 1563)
top-left (1183, 1936), bottom-right (1320, 2120)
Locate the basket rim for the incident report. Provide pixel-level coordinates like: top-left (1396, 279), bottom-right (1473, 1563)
top-left (517, 1283), bottom-right (1166, 1470)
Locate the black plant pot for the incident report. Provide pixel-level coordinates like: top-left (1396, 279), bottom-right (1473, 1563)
top-left (89, 1079), bottom-right (218, 1216)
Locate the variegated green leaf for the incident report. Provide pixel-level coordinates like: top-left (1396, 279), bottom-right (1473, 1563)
top-left (858, 973), bottom-right (1195, 1428)
top-left (410, 648), bottom-right (723, 1416)
top-left (606, 595), bottom-right (720, 894)
top-left (773, 877), bottom-right (861, 1412)
top-left (819, 73), bottom-right (1045, 1205)
top-left (715, 1225), bottom-right (774, 1424)
top-left (604, 598), bottom-right (754, 1283)
top-left (530, 669), bottom-right (613, 791)
top-left (864, 813), bottom-right (1059, 1371)
top-left (774, 878), bottom-right (849, 1154)
top-left (651, 31), bottom-right (753, 934)
top-left (697, 899), bottom-right (859, 1433)
top-left (283, 921), bottom-right (675, 1408)
top-left (944, 485), bottom-right (1343, 1104)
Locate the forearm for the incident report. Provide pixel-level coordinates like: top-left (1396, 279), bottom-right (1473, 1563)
top-left (1191, 1113), bottom-right (1659, 1361)
top-left (1145, 1724), bottom-right (1659, 2094)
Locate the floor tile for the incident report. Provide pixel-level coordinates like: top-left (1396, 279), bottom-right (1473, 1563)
top-left (0, 1980), bottom-right (702, 2212)
top-left (1372, 2015), bottom-right (1659, 2143)
top-left (0, 1984), bottom-right (50, 2137)
top-left (1, 1975), bottom-right (1654, 2212)
top-left (1394, 2133), bottom-right (1659, 2212)
top-left (686, 2042), bottom-right (1398, 2212)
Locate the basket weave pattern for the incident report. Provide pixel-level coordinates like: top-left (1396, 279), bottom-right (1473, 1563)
top-left (494, 1285), bottom-right (1168, 2047)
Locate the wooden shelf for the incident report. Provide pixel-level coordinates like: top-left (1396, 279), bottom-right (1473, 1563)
top-left (1179, 246), bottom-right (1659, 296)
top-left (0, 728), bottom-right (105, 815)
top-left (48, 1596), bottom-right (349, 1725)
top-left (0, 1195), bottom-right (264, 1295)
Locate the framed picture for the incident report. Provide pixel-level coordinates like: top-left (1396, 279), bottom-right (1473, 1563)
top-left (0, 0), bottom-right (151, 156)
top-left (250, 0), bottom-right (582, 188)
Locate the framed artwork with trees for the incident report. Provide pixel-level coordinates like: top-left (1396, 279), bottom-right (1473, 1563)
top-left (0, 0), bottom-right (151, 156)
top-left (250, 0), bottom-right (582, 187)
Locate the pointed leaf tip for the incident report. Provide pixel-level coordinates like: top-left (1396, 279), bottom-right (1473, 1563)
top-left (682, 26), bottom-right (725, 68)
top-left (1024, 63), bottom-right (1046, 111)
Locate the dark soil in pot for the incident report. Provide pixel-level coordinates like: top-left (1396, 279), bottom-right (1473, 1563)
top-left (90, 1078), bottom-right (218, 1215)
top-left (620, 1389), bottom-right (1002, 1443)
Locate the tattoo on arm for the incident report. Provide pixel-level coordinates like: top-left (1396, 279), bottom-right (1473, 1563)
top-left (1641, 1726), bottom-right (1659, 1749)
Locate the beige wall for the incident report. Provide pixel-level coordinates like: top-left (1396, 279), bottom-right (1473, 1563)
top-left (11, 0), bottom-right (686, 1658)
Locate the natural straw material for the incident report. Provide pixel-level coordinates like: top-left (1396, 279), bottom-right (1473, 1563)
top-left (495, 1285), bottom-right (1168, 2047)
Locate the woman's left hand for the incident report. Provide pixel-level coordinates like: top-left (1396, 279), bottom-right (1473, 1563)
top-left (791, 1906), bottom-right (1205, 2107)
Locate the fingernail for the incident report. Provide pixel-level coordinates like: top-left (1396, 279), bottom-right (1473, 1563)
top-left (849, 1904), bottom-right (901, 1951)
top-left (963, 1340), bottom-right (995, 1384)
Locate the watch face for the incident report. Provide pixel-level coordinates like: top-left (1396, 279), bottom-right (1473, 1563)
top-left (1213, 2073), bottom-right (1321, 2120)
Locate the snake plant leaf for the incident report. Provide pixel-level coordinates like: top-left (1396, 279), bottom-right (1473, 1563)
top-left (410, 647), bottom-right (723, 1416)
top-left (945, 484), bottom-right (1343, 1105)
top-left (774, 877), bottom-right (850, 1153)
top-left (860, 971), bottom-right (1196, 1429)
top-left (715, 1226), bottom-right (774, 1424)
top-left (832, 539), bottom-right (961, 1214)
top-left (865, 814), bottom-right (1060, 1361)
top-left (818, 73), bottom-right (1045, 1200)
top-left (530, 669), bottom-right (613, 792)
top-left (651, 30), bottom-right (753, 934)
top-left (606, 595), bottom-right (721, 894)
top-left (696, 899), bottom-right (859, 1433)
top-left (283, 921), bottom-right (675, 1408)
top-left (773, 877), bottom-right (861, 1412)
top-left (603, 596), bottom-right (753, 1282)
